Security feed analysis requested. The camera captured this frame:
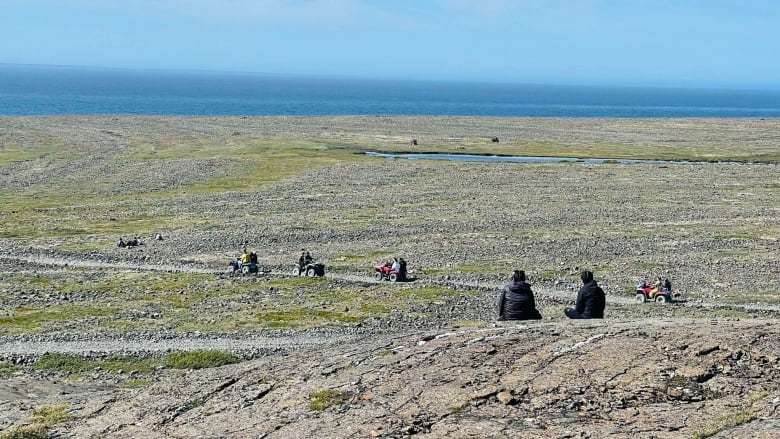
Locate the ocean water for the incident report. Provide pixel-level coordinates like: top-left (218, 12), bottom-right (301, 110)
top-left (2, 64), bottom-right (780, 117)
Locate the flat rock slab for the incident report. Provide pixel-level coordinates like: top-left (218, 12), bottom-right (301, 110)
top-left (41, 319), bottom-right (779, 438)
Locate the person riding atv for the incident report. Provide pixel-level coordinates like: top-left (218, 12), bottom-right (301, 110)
top-left (374, 257), bottom-right (407, 282)
top-left (299, 251), bottom-right (313, 268)
top-left (293, 251), bottom-right (325, 277)
top-left (636, 277), bottom-right (673, 303)
top-left (229, 246), bottom-right (260, 275)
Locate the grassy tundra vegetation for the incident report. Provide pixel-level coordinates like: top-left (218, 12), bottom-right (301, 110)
top-left (0, 116), bottom-right (779, 337)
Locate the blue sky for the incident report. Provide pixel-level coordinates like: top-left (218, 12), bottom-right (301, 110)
top-left (2, 0), bottom-right (779, 88)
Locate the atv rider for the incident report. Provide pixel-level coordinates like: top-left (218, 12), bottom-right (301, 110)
top-left (398, 258), bottom-right (408, 280)
top-left (565, 270), bottom-right (605, 319)
top-left (391, 257), bottom-right (400, 272)
top-left (299, 251), bottom-right (314, 269)
top-left (498, 270), bottom-right (542, 321)
top-left (649, 277), bottom-right (663, 297)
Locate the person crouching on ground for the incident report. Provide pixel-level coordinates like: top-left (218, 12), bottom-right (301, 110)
top-left (498, 270), bottom-right (542, 321)
top-left (565, 270), bottom-right (606, 319)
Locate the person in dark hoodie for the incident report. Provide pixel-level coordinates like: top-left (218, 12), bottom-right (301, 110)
top-left (565, 270), bottom-right (606, 319)
top-left (498, 270), bottom-right (542, 321)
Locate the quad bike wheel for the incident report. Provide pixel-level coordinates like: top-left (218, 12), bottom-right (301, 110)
top-left (635, 293), bottom-right (647, 303)
top-left (374, 271), bottom-right (383, 280)
top-left (389, 273), bottom-right (398, 282)
top-left (655, 295), bottom-right (667, 303)
top-left (306, 267), bottom-right (316, 277)
top-left (292, 266), bottom-right (301, 276)
top-left (241, 265), bottom-right (250, 274)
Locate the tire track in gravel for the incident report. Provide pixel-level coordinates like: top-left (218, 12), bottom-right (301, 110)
top-left (1, 254), bottom-right (777, 357)
top-left (4, 254), bottom-right (777, 310)
top-left (0, 334), bottom-right (358, 358)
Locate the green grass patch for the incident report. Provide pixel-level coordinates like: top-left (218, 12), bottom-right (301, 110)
top-left (626, 229), bottom-right (650, 238)
top-left (309, 389), bottom-right (351, 411)
top-left (54, 271), bottom-right (216, 300)
top-left (28, 405), bottom-right (70, 426)
top-left (0, 423), bottom-right (49, 439)
top-left (33, 353), bottom-right (92, 374)
top-left (256, 309), bottom-right (362, 329)
top-left (359, 303), bottom-right (392, 314)
top-left (0, 305), bottom-right (115, 333)
top-left (180, 140), bottom-right (366, 193)
top-left (33, 353), bottom-right (165, 375)
top-left (10, 276), bottom-right (51, 285)
top-left (393, 286), bottom-right (477, 301)
top-left (450, 263), bottom-right (510, 275)
top-left (691, 410), bottom-right (756, 439)
top-left (1, 139), bottom-right (369, 242)
top-left (0, 403), bottom-right (71, 439)
top-left (421, 264), bottom-right (506, 276)
top-left (538, 269), bottom-right (568, 279)
top-left (0, 360), bottom-right (20, 377)
top-left (0, 142), bottom-right (60, 166)
top-left (164, 350), bottom-right (238, 369)
top-left (419, 267), bottom-right (446, 276)
top-left (336, 253), bottom-right (365, 262)
top-left (714, 232), bottom-right (759, 240)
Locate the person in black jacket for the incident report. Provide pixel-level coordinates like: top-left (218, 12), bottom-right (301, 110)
top-left (565, 270), bottom-right (606, 319)
top-left (498, 270), bottom-right (542, 321)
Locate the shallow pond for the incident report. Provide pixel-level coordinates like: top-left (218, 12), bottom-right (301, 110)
top-left (365, 152), bottom-right (738, 165)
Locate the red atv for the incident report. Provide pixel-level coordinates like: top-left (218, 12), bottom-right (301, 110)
top-left (375, 264), bottom-right (405, 282)
top-left (635, 280), bottom-right (673, 303)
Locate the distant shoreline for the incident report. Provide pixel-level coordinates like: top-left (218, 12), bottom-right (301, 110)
top-left (3, 65), bottom-right (780, 117)
top-left (2, 115), bottom-right (779, 163)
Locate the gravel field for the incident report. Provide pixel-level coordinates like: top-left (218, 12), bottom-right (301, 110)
top-left (1, 116), bottom-right (779, 437)
top-left (2, 117), bottom-right (779, 336)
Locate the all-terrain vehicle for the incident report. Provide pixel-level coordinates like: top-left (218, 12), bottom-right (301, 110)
top-left (374, 264), bottom-right (406, 282)
top-left (229, 258), bottom-right (259, 275)
top-left (635, 279), bottom-right (673, 303)
top-left (292, 262), bottom-right (325, 277)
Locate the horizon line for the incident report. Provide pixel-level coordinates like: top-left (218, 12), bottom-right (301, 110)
top-left (2, 62), bottom-right (779, 93)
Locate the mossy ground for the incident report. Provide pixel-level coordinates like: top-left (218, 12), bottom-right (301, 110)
top-left (2, 117), bottom-right (778, 335)
top-left (0, 269), bottom-right (482, 334)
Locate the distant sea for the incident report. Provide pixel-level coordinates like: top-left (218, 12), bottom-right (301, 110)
top-left (2, 65), bottom-right (780, 117)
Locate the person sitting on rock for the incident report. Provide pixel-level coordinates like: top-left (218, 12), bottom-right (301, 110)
top-left (565, 270), bottom-right (605, 319)
top-left (498, 270), bottom-right (542, 321)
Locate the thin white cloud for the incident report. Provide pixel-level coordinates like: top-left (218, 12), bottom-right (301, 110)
top-left (127, 0), bottom-right (427, 29)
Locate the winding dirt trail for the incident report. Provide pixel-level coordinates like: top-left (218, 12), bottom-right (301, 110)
top-left (2, 254), bottom-right (778, 358)
top-left (3, 253), bottom-right (777, 310)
